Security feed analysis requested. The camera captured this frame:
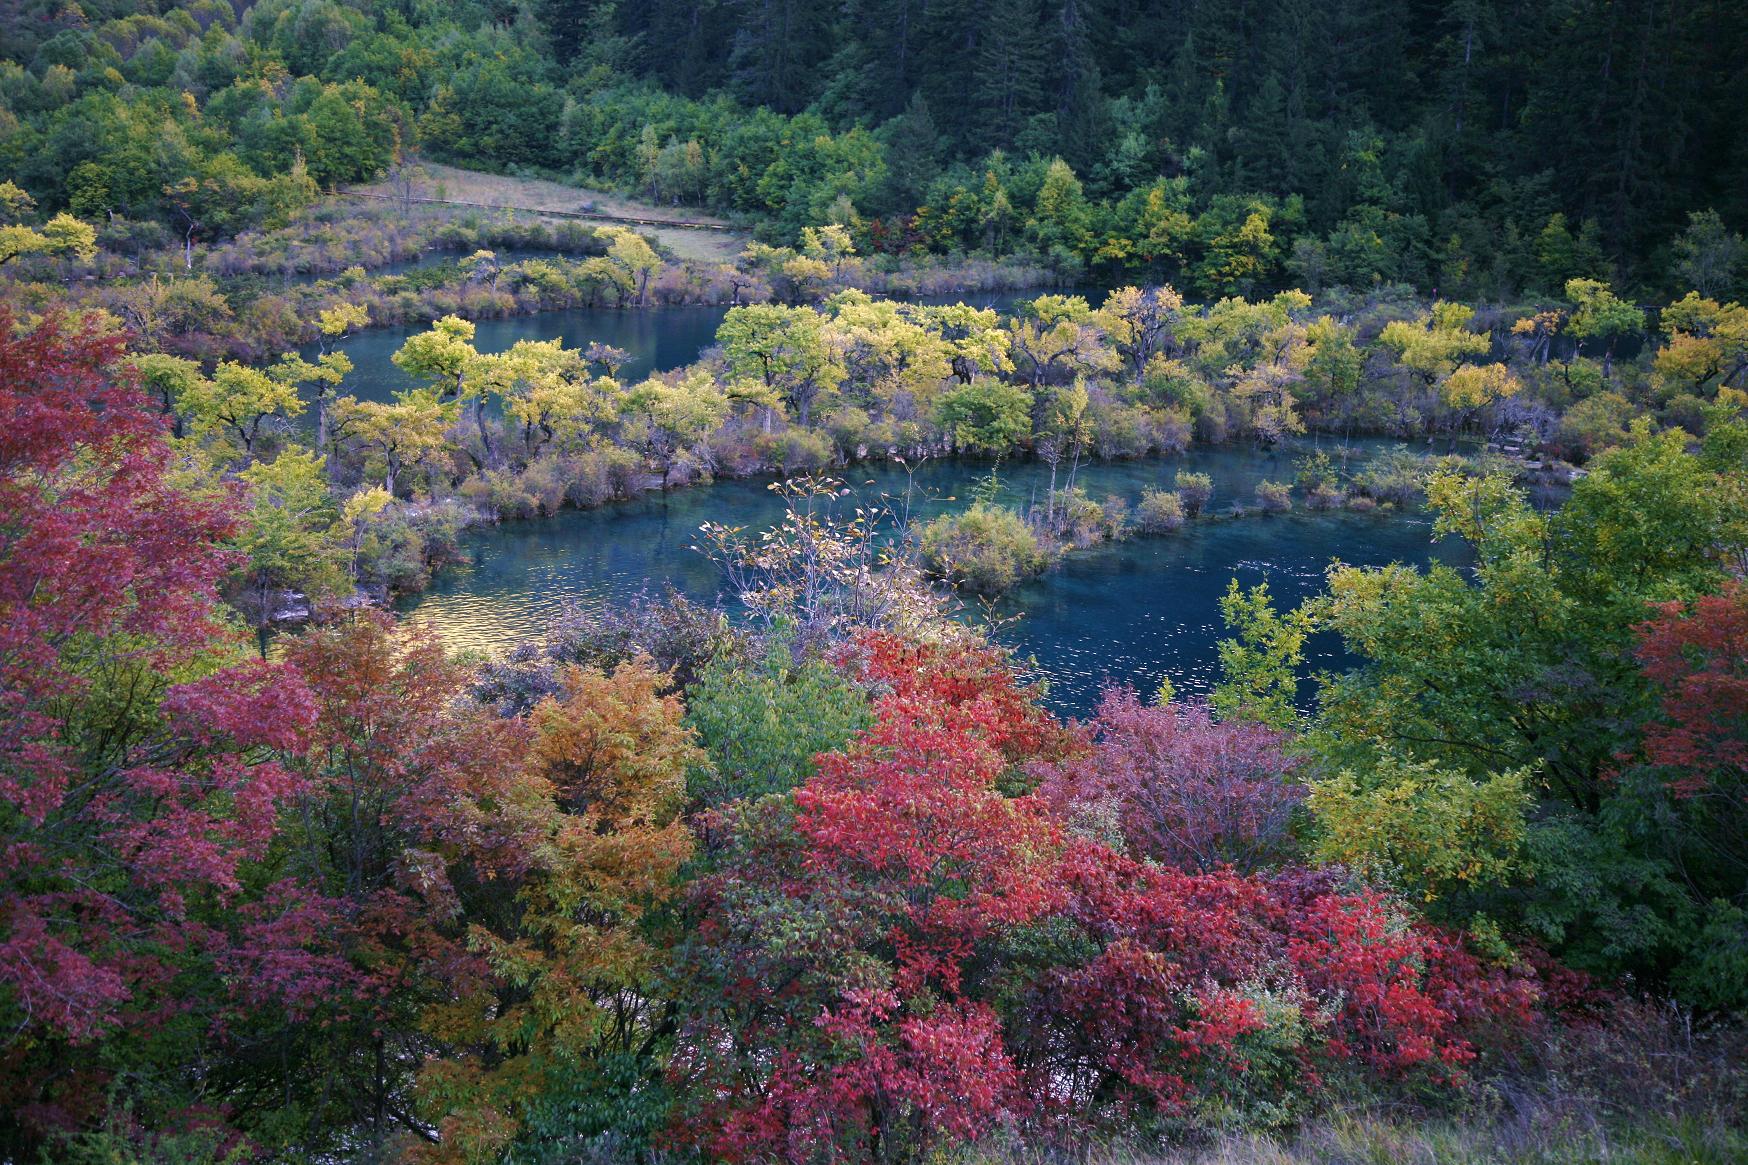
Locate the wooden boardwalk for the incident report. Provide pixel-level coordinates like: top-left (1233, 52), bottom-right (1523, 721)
top-left (342, 189), bottom-right (733, 232)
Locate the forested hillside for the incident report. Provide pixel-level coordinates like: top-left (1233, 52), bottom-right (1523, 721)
top-left (618, 0), bottom-right (1747, 279)
top-left (3, 0), bottom-right (1745, 296)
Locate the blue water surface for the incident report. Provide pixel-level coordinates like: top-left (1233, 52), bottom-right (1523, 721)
top-left (399, 448), bottom-right (1465, 716)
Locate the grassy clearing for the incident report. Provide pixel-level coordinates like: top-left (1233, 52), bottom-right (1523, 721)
top-left (346, 162), bottom-right (747, 262)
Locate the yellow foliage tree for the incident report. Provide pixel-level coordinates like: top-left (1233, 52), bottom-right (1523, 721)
top-left (409, 658), bottom-right (701, 1164)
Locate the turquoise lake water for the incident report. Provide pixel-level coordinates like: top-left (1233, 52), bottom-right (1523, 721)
top-left (399, 447), bottom-right (1465, 716)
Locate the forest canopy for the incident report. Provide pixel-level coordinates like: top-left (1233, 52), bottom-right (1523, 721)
top-left (2, 0), bottom-right (1744, 297)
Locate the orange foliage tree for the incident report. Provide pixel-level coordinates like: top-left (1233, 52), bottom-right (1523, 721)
top-left (408, 657), bottom-right (702, 1163)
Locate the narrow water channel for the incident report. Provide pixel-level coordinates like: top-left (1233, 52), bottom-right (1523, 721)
top-left (399, 447), bottom-right (1466, 715)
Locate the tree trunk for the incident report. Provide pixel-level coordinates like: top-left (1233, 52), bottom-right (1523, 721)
top-left (472, 398), bottom-right (496, 466)
top-left (316, 394), bottom-right (331, 477)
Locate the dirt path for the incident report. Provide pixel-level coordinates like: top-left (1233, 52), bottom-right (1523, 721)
top-left (344, 163), bottom-right (747, 263)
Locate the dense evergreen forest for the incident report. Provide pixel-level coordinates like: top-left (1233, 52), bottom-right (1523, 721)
top-left (3, 0), bottom-right (1746, 296)
top-left (2, 0), bottom-right (1748, 1162)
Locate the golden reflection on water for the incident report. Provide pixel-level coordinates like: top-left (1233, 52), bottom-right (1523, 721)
top-left (400, 580), bottom-right (626, 658)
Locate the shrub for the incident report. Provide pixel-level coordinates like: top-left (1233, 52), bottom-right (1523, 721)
top-left (1035, 688), bottom-right (1305, 872)
top-left (520, 457), bottom-right (568, 514)
top-left (685, 640), bottom-right (874, 809)
top-left (755, 425), bottom-right (835, 473)
top-left (671, 638), bottom-right (1544, 1161)
top-left (1091, 400), bottom-right (1152, 458)
top-left (1353, 446), bottom-right (1428, 504)
top-left (459, 465), bottom-right (567, 519)
top-left (1295, 450), bottom-right (1341, 491)
top-left (1557, 390), bottom-right (1637, 460)
top-left (1100, 493), bottom-right (1132, 539)
top-left (1176, 470), bottom-right (1215, 515)
top-left (1152, 405), bottom-right (1195, 454)
top-left (822, 404), bottom-right (877, 455)
top-left (1308, 754), bottom-right (1532, 904)
top-left (920, 502), bottom-right (1051, 595)
top-left (1140, 354), bottom-right (1212, 417)
top-left (1135, 488), bottom-right (1186, 532)
top-left (1256, 480), bottom-right (1294, 512)
top-left (702, 419), bottom-right (768, 477)
top-left (1055, 486), bottom-right (1109, 546)
top-left (562, 446), bottom-right (642, 508)
top-left (352, 499), bottom-right (471, 594)
top-left (1305, 483), bottom-right (1346, 510)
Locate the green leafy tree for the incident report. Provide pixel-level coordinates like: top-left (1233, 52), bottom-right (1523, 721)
top-left (684, 639), bottom-right (872, 808)
top-left (1564, 278), bottom-right (1646, 378)
top-left (1671, 209), bottom-right (1746, 299)
top-left (182, 360), bottom-right (306, 461)
top-left (393, 315), bottom-right (489, 461)
top-left (0, 181), bottom-right (95, 266)
top-left (232, 449), bottom-right (346, 639)
top-left (1316, 471), bottom-right (1595, 799)
top-left (1307, 431), bottom-right (1746, 985)
top-left (269, 350), bottom-right (352, 466)
top-left (332, 393), bottom-right (452, 495)
top-left (478, 338), bottom-right (618, 460)
top-left (1532, 213), bottom-right (1605, 292)
top-left (1195, 196), bottom-right (1281, 297)
top-left (716, 304), bottom-right (845, 428)
top-left (131, 352), bottom-right (204, 436)
top-left (624, 369), bottom-right (730, 482)
top-left (300, 81), bottom-right (397, 187)
top-left (933, 379), bottom-right (1033, 454)
top-left (604, 227), bottom-right (661, 306)
top-left (1211, 580), bottom-right (1313, 730)
top-left (920, 302), bottom-right (1012, 384)
top-left (393, 315), bottom-right (479, 403)
top-left (1301, 315), bottom-right (1366, 431)
top-left (1309, 755), bottom-right (1532, 906)
top-left (1026, 157), bottom-right (1092, 263)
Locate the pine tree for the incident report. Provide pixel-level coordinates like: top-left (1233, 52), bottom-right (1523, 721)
top-left (972, 0), bottom-right (1048, 152)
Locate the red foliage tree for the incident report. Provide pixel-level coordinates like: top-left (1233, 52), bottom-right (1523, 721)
top-left (1628, 585), bottom-right (1748, 960)
top-left (672, 634), bottom-right (1065, 1161)
top-left (836, 632), bottom-right (1071, 763)
top-left (671, 634), bottom-right (1543, 1162)
top-left (1033, 687), bottom-right (1304, 871)
top-left (277, 613), bottom-right (547, 1155)
top-left (0, 310), bottom-right (317, 1147)
top-left (1020, 840), bottom-right (1282, 1122)
top-left (1017, 850), bottom-right (1539, 1128)
top-left (1284, 889), bottom-right (1538, 1077)
top-left (1635, 585), bottom-right (1748, 802)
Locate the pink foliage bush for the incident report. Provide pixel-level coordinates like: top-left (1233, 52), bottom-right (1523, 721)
top-left (1034, 687), bottom-right (1304, 871)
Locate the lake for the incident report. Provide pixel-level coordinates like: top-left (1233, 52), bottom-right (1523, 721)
top-left (321, 288), bottom-right (1076, 401)
top-left (326, 296), bottom-right (1460, 715)
top-left (399, 446), bottom-right (1466, 716)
